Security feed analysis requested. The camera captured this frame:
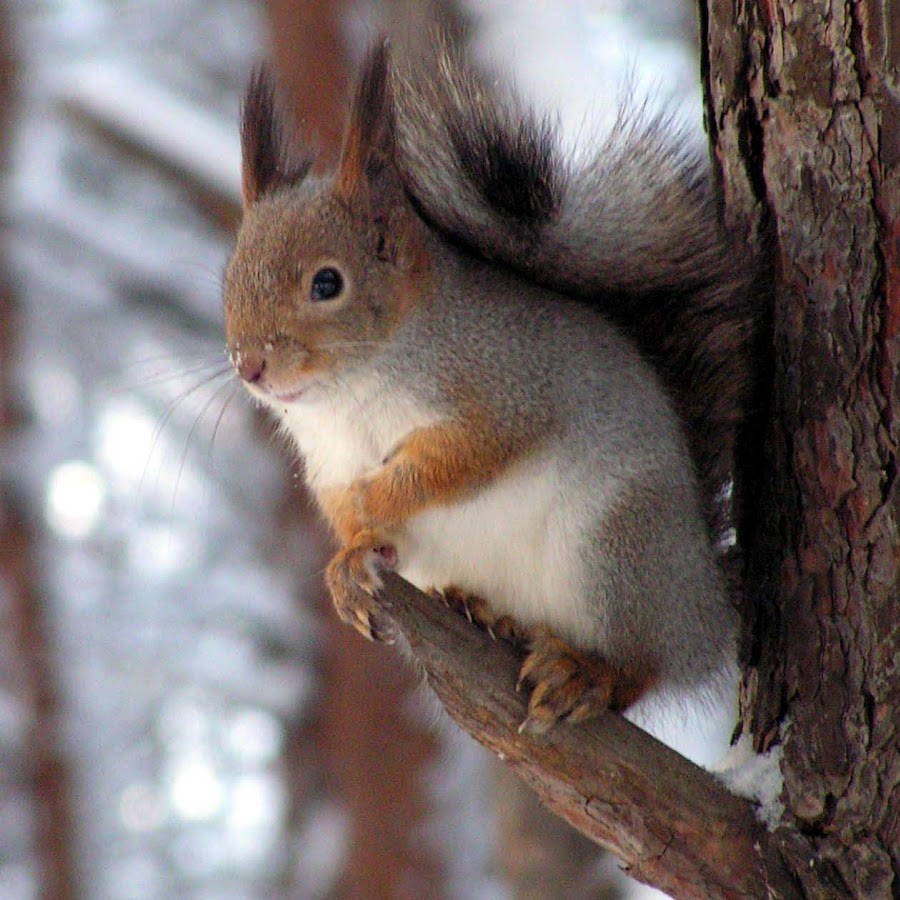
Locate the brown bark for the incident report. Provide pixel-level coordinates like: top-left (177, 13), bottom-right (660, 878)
top-left (0, 496), bottom-right (78, 900)
top-left (0, 8), bottom-right (77, 897)
top-left (374, 574), bottom-right (800, 900)
top-left (702, 0), bottom-right (900, 895)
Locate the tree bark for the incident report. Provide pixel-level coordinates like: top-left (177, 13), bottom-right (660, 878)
top-left (701, 0), bottom-right (900, 895)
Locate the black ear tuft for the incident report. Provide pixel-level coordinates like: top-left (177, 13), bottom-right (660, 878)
top-left (335, 39), bottom-right (395, 203)
top-left (241, 66), bottom-right (314, 208)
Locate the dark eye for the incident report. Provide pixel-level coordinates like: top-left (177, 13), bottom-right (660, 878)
top-left (310, 267), bottom-right (343, 302)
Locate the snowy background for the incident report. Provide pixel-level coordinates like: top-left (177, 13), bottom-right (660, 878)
top-left (0, 2), bottom-right (720, 898)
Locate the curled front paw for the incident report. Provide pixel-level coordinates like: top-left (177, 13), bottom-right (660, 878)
top-left (325, 532), bottom-right (398, 643)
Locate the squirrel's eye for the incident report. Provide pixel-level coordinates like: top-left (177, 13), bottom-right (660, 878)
top-left (310, 267), bottom-right (344, 302)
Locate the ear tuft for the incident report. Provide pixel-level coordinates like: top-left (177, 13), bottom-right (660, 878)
top-left (241, 67), bottom-right (314, 208)
top-left (335, 39), bottom-right (395, 203)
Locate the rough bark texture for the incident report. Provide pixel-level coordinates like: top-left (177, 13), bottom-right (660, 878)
top-left (701, 1), bottom-right (900, 896)
top-left (375, 574), bottom-right (800, 900)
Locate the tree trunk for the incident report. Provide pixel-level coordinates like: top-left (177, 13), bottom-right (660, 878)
top-left (701, 0), bottom-right (900, 895)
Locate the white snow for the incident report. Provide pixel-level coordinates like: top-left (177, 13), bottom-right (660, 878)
top-left (713, 731), bottom-right (786, 829)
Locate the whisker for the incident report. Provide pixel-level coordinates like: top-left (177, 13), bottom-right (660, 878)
top-left (139, 368), bottom-right (234, 495)
top-left (117, 359), bottom-right (230, 394)
top-left (171, 375), bottom-right (238, 512)
top-left (206, 383), bottom-right (240, 470)
top-left (168, 257), bottom-right (227, 287)
top-left (120, 347), bottom-right (225, 375)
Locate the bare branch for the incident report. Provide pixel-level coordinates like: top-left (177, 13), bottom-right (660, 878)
top-left (376, 573), bottom-right (800, 900)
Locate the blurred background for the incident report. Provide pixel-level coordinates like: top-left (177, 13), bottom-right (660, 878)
top-left (0, 2), bottom-right (706, 898)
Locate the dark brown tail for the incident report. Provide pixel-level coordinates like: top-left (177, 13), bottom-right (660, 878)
top-left (392, 43), bottom-right (766, 541)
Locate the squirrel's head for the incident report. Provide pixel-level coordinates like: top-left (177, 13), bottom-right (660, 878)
top-left (223, 40), bottom-right (429, 407)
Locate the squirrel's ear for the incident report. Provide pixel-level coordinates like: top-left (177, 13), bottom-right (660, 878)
top-left (334, 39), bottom-right (396, 205)
top-left (240, 67), bottom-right (313, 208)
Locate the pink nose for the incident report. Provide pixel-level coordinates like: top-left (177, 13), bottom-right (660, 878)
top-left (234, 348), bottom-right (266, 384)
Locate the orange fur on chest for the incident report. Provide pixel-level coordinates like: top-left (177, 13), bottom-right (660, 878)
top-left (317, 413), bottom-right (533, 545)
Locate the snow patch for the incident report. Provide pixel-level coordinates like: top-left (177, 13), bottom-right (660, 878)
top-left (713, 732), bottom-right (786, 829)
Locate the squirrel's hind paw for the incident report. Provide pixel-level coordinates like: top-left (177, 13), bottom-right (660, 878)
top-left (517, 627), bottom-right (654, 735)
top-left (438, 586), bottom-right (528, 645)
top-left (434, 588), bottom-right (656, 734)
top-left (517, 627), bottom-right (614, 735)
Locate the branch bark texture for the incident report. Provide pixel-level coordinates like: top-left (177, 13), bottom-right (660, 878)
top-left (702, 1), bottom-right (900, 895)
top-left (377, 573), bottom-right (798, 900)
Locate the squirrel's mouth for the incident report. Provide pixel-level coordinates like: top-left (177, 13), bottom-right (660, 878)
top-left (272, 387), bottom-right (308, 404)
top-left (241, 376), bottom-right (315, 406)
top-left (269, 373), bottom-right (321, 404)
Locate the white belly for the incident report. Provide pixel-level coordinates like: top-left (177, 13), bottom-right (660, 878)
top-left (395, 452), bottom-right (604, 644)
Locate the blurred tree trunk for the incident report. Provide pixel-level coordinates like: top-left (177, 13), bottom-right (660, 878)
top-left (0, 9), bottom-right (78, 899)
top-left (0, 0), bottom-right (16, 430)
top-left (259, 4), bottom-right (448, 896)
top-left (261, 0), bottom-right (351, 168)
top-left (0, 501), bottom-right (78, 900)
top-left (702, 0), bottom-right (900, 895)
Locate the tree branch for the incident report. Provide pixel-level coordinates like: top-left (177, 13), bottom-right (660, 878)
top-left (376, 573), bottom-right (800, 900)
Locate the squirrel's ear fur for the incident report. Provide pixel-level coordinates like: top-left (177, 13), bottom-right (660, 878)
top-left (240, 67), bottom-right (313, 208)
top-left (335, 40), bottom-right (395, 205)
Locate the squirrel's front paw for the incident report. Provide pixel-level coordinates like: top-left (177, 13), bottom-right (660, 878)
top-left (516, 627), bottom-right (655, 735)
top-left (325, 532), bottom-right (398, 642)
top-left (321, 472), bottom-right (406, 545)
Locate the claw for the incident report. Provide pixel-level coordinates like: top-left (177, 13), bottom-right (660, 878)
top-left (516, 652), bottom-right (541, 690)
top-left (325, 533), bottom-right (397, 644)
top-left (353, 608), bottom-right (375, 641)
top-left (566, 701), bottom-right (596, 726)
top-left (518, 711), bottom-right (553, 736)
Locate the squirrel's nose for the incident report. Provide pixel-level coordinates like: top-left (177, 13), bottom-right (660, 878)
top-left (233, 348), bottom-right (266, 384)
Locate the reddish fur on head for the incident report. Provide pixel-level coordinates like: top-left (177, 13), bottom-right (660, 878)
top-left (225, 39), bottom-right (430, 398)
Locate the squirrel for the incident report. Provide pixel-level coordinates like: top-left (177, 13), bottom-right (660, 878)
top-left (222, 39), bottom-right (760, 734)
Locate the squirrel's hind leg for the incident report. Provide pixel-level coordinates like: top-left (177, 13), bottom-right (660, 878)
top-left (437, 585), bottom-right (530, 645)
top-left (517, 627), bottom-right (656, 734)
top-left (438, 587), bottom-right (655, 734)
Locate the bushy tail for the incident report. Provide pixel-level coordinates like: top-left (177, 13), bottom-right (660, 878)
top-left (393, 46), bottom-right (763, 539)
